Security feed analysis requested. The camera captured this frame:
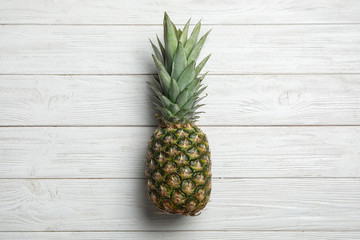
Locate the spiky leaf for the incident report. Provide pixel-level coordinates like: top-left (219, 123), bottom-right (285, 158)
top-left (171, 42), bottom-right (187, 79)
top-left (184, 21), bottom-right (201, 57)
top-left (161, 95), bottom-right (172, 108)
top-left (169, 78), bottom-right (180, 102)
top-left (188, 30), bottom-right (211, 64)
top-left (177, 61), bottom-right (196, 91)
top-left (195, 54), bottom-right (211, 77)
top-left (169, 103), bottom-right (180, 114)
top-left (156, 35), bottom-right (165, 59)
top-left (150, 39), bottom-right (163, 63)
top-left (150, 13), bottom-right (211, 124)
top-left (152, 55), bottom-right (171, 93)
top-left (179, 19), bottom-right (191, 44)
top-left (176, 88), bottom-right (189, 107)
top-left (164, 12), bottom-right (178, 71)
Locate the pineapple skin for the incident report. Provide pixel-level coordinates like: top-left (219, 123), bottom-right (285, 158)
top-left (146, 123), bottom-right (211, 216)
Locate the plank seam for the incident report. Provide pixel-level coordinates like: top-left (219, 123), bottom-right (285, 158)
top-left (0, 125), bottom-right (360, 128)
top-left (1, 23), bottom-right (360, 26)
top-left (1, 73), bottom-right (360, 76)
top-left (0, 230), bottom-right (360, 233)
top-left (1, 177), bottom-right (360, 180)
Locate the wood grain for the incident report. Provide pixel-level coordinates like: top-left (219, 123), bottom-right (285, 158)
top-left (0, 75), bottom-right (359, 126)
top-left (1, 0), bottom-right (359, 237)
top-left (0, 127), bottom-right (359, 178)
top-left (1, 25), bottom-right (359, 74)
top-left (0, 179), bottom-right (359, 231)
top-left (1, 232), bottom-right (360, 240)
top-left (1, 0), bottom-right (359, 24)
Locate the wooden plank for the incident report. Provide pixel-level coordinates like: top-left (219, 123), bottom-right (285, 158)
top-left (1, 0), bottom-right (360, 24)
top-left (1, 231), bottom-right (360, 240)
top-left (1, 75), bottom-right (360, 126)
top-left (0, 126), bottom-right (359, 178)
top-left (0, 179), bottom-right (359, 231)
top-left (1, 25), bottom-right (359, 74)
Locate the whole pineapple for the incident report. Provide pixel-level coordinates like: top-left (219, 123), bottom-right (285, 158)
top-left (146, 13), bottom-right (211, 216)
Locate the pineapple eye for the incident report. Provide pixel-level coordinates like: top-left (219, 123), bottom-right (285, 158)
top-left (197, 143), bottom-right (207, 153)
top-left (187, 146), bottom-right (200, 159)
top-left (150, 191), bottom-right (160, 204)
top-left (174, 153), bottom-right (189, 166)
top-left (154, 152), bottom-right (167, 165)
top-left (147, 179), bottom-right (156, 191)
top-left (163, 161), bottom-right (177, 173)
top-left (166, 173), bottom-right (181, 188)
top-left (158, 183), bottom-right (172, 198)
top-left (171, 190), bottom-right (187, 204)
top-left (152, 169), bottom-right (165, 182)
top-left (185, 197), bottom-right (199, 212)
top-left (193, 172), bottom-right (206, 185)
top-left (177, 138), bottom-right (192, 148)
top-left (181, 179), bottom-right (196, 195)
top-left (162, 199), bottom-right (175, 212)
top-left (165, 146), bottom-right (180, 156)
top-left (147, 159), bottom-right (158, 171)
top-left (162, 133), bottom-right (175, 143)
top-left (194, 186), bottom-right (206, 201)
top-left (178, 166), bottom-right (193, 179)
top-left (190, 160), bottom-right (204, 171)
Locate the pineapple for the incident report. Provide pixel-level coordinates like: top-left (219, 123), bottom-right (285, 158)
top-left (146, 12), bottom-right (211, 216)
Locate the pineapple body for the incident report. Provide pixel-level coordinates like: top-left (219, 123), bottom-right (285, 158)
top-left (146, 124), bottom-right (211, 216)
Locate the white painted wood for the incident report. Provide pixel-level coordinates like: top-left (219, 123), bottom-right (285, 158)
top-left (0, 75), bottom-right (359, 126)
top-left (1, 25), bottom-right (359, 74)
top-left (0, 179), bottom-right (359, 231)
top-left (1, 0), bottom-right (360, 24)
top-left (1, 0), bottom-right (359, 237)
top-left (1, 231), bottom-right (360, 240)
top-left (0, 127), bottom-right (359, 178)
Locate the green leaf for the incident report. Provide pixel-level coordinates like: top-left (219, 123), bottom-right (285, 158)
top-left (150, 39), bottom-right (163, 63)
top-left (151, 76), bottom-right (162, 91)
top-left (188, 30), bottom-right (211, 64)
top-left (169, 78), bottom-right (180, 102)
top-left (192, 104), bottom-right (205, 111)
top-left (169, 103), bottom-right (180, 114)
top-left (198, 72), bottom-right (208, 82)
top-left (152, 101), bottom-right (162, 109)
top-left (152, 54), bottom-right (171, 93)
top-left (188, 84), bottom-right (200, 97)
top-left (164, 12), bottom-right (178, 72)
top-left (176, 88), bottom-right (189, 107)
top-left (156, 35), bottom-right (165, 59)
top-left (195, 86), bottom-right (207, 98)
top-left (183, 78), bottom-right (200, 96)
top-left (171, 42), bottom-right (187, 79)
top-left (190, 116), bottom-right (200, 121)
top-left (193, 95), bottom-right (207, 106)
top-left (179, 19), bottom-right (191, 44)
top-left (184, 21), bottom-right (201, 57)
top-left (182, 86), bottom-right (207, 110)
top-left (177, 29), bottom-right (182, 39)
top-left (175, 109), bottom-right (190, 118)
top-left (163, 108), bottom-right (174, 119)
top-left (182, 95), bottom-right (197, 110)
top-left (195, 54), bottom-right (211, 77)
top-left (147, 81), bottom-right (163, 100)
top-left (177, 61), bottom-right (196, 91)
top-left (161, 95), bottom-right (172, 108)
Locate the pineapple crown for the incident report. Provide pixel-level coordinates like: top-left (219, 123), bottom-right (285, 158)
top-left (149, 12), bottom-right (211, 125)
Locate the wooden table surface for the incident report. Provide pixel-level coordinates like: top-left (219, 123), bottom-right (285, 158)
top-left (0, 1), bottom-right (360, 239)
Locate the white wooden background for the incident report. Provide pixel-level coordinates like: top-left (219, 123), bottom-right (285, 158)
top-left (0, 0), bottom-right (360, 239)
